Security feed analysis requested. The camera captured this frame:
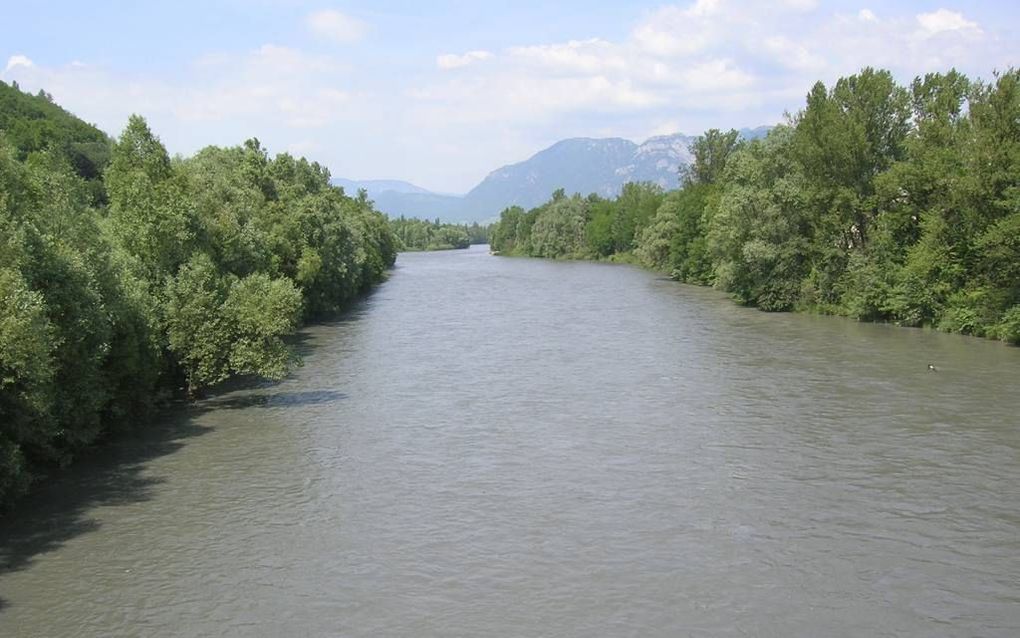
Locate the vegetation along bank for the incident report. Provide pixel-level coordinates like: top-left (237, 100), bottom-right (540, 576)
top-left (0, 81), bottom-right (397, 507)
top-left (389, 216), bottom-right (491, 251)
top-left (491, 68), bottom-right (1020, 346)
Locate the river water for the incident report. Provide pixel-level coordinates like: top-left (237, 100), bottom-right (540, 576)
top-left (2, 245), bottom-right (1019, 637)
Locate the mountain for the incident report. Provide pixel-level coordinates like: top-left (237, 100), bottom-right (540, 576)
top-left (459, 134), bottom-right (694, 218)
top-left (738, 125), bottom-right (772, 141)
top-left (335, 126), bottom-right (771, 223)
top-left (329, 178), bottom-right (463, 219)
top-left (369, 190), bottom-right (464, 219)
top-left (331, 178), bottom-right (434, 196)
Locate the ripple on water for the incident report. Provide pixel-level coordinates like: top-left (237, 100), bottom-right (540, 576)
top-left (2, 246), bottom-right (1020, 637)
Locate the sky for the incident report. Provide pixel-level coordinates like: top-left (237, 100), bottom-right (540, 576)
top-left (2, 0), bottom-right (1018, 193)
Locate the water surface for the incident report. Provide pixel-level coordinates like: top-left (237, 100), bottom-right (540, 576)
top-left (2, 245), bottom-right (1019, 636)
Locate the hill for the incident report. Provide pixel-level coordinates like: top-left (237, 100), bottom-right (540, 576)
top-left (0, 80), bottom-right (111, 182)
top-left (337, 127), bottom-right (770, 223)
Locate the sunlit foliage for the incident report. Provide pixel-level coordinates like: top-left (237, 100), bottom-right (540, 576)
top-left (492, 67), bottom-right (1020, 343)
top-left (0, 82), bottom-right (396, 506)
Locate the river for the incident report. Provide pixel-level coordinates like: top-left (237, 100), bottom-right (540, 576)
top-left (2, 244), bottom-right (1019, 637)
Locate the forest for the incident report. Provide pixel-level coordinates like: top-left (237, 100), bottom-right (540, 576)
top-left (3, 66), bottom-right (1019, 509)
top-left (388, 216), bottom-right (490, 251)
top-left (0, 81), bottom-right (397, 507)
top-left (491, 68), bottom-right (1020, 345)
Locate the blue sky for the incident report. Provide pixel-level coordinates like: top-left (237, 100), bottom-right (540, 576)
top-left (3, 1), bottom-right (1018, 193)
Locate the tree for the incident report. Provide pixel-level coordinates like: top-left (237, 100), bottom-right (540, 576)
top-left (164, 253), bottom-right (302, 394)
top-left (0, 91), bottom-right (399, 510)
top-left (683, 128), bottom-right (742, 186)
top-left (529, 195), bottom-right (589, 258)
top-left (490, 206), bottom-right (527, 254)
top-left (706, 127), bottom-right (814, 310)
top-left (106, 115), bottom-right (197, 282)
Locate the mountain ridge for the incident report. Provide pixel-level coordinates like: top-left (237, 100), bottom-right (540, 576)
top-left (332, 126), bottom-right (771, 223)
top-left (331, 178), bottom-right (434, 196)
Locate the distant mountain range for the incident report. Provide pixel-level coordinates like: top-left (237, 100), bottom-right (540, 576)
top-left (330, 178), bottom-right (435, 196)
top-left (333, 126), bottom-right (771, 223)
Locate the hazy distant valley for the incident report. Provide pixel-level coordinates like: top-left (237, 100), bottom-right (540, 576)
top-left (334, 127), bottom-right (770, 222)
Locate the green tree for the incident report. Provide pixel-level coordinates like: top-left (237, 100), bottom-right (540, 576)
top-left (105, 115), bottom-right (197, 282)
top-left (683, 128), bottom-right (742, 186)
top-left (0, 92), bottom-right (398, 510)
top-left (529, 194), bottom-right (589, 258)
top-left (164, 254), bottom-right (302, 394)
top-left (708, 127), bottom-right (813, 310)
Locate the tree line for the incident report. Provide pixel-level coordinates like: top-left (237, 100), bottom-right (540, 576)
top-left (0, 81), bottom-right (397, 507)
top-left (388, 216), bottom-right (491, 251)
top-left (491, 68), bottom-right (1020, 345)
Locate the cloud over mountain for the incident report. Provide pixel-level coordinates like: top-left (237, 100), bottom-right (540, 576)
top-left (2, 1), bottom-right (1015, 194)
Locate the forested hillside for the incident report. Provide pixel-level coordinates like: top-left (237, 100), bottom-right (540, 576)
top-left (0, 80), bottom-right (111, 201)
top-left (0, 82), bottom-right (396, 507)
top-left (491, 68), bottom-right (1020, 345)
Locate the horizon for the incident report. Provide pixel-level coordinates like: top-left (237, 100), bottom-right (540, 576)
top-left (337, 126), bottom-right (770, 196)
top-left (3, 0), bottom-right (1018, 193)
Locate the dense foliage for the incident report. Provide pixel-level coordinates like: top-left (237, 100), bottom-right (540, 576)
top-left (388, 216), bottom-right (490, 251)
top-left (492, 68), bottom-right (1020, 344)
top-left (0, 80), bottom-right (111, 201)
top-left (490, 184), bottom-right (665, 260)
top-left (0, 83), bottom-right (396, 507)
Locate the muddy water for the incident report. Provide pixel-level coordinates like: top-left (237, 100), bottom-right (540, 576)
top-left (2, 245), bottom-right (1019, 636)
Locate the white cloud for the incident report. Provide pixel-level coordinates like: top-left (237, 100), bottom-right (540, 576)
top-left (174, 45), bottom-right (355, 128)
top-left (761, 36), bottom-right (825, 71)
top-left (1, 43), bottom-right (368, 160)
top-left (249, 44), bottom-right (337, 76)
top-left (632, 5), bottom-right (718, 57)
top-left (306, 10), bottom-right (366, 43)
top-left (648, 119), bottom-right (680, 136)
top-left (398, 0), bottom-right (1014, 190)
top-left (916, 9), bottom-right (981, 36)
top-left (3, 1), bottom-right (1013, 194)
top-left (629, 0), bottom-right (812, 59)
top-left (436, 50), bottom-right (492, 70)
top-left (408, 72), bottom-right (661, 117)
top-left (687, 0), bottom-right (723, 17)
top-left (802, 7), bottom-right (992, 75)
top-left (4, 54), bottom-right (34, 73)
top-left (781, 0), bottom-right (818, 10)
top-left (281, 88), bottom-right (353, 128)
top-left (509, 39), bottom-right (626, 74)
top-left (680, 59), bottom-right (755, 91)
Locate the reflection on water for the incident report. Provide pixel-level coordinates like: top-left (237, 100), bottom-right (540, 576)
top-left (2, 245), bottom-right (1019, 637)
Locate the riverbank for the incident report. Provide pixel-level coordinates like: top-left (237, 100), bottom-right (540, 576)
top-left (388, 217), bottom-right (490, 251)
top-left (488, 69), bottom-right (1020, 347)
top-left (4, 246), bottom-right (1019, 636)
top-left (399, 244), bottom-right (471, 252)
top-left (493, 247), bottom-right (1020, 344)
top-left (0, 85), bottom-right (398, 511)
